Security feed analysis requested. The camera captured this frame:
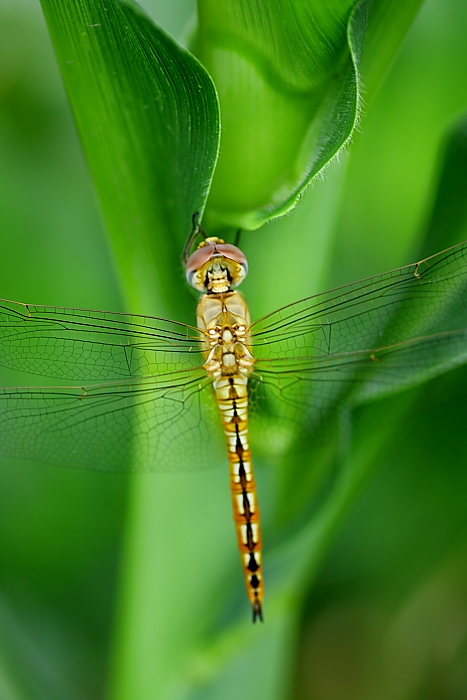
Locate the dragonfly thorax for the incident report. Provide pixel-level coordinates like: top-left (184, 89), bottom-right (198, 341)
top-left (197, 292), bottom-right (254, 378)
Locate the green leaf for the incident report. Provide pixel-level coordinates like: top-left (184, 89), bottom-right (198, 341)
top-left (421, 114), bottom-right (467, 254)
top-left (40, 0), bottom-right (220, 314)
top-left (38, 2), bottom-right (223, 697)
top-left (266, 129), bottom-right (467, 649)
top-left (197, 0), bottom-right (369, 230)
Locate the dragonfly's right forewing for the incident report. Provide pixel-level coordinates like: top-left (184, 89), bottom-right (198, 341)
top-left (248, 241), bottom-right (467, 456)
top-left (250, 241), bottom-right (467, 361)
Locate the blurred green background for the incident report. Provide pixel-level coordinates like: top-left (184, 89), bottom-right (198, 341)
top-left (1, 1), bottom-right (467, 699)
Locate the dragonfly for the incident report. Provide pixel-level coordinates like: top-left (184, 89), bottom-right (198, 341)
top-left (1, 237), bottom-right (467, 621)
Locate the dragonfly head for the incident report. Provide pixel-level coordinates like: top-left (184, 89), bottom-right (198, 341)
top-left (184, 237), bottom-right (249, 293)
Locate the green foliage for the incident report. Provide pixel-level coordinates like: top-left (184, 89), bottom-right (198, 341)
top-left (41, 0), bottom-right (220, 314)
top-left (197, 0), bottom-right (367, 228)
top-left (1, 1), bottom-right (467, 699)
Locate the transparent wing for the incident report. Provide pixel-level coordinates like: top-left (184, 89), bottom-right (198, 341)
top-left (1, 242), bottom-right (466, 472)
top-left (0, 299), bottom-right (227, 472)
top-left (0, 367), bottom-right (226, 472)
top-left (249, 329), bottom-right (467, 451)
top-left (0, 299), bottom-right (205, 381)
top-left (251, 242), bottom-right (467, 359)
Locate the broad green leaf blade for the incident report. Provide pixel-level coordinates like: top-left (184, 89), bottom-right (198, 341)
top-left (266, 355), bottom-right (467, 639)
top-left (198, 0), bottom-right (368, 230)
top-left (38, 3), bottom-right (223, 697)
top-left (40, 0), bottom-right (220, 314)
top-left (263, 124), bottom-right (467, 650)
top-left (421, 114), bottom-right (467, 254)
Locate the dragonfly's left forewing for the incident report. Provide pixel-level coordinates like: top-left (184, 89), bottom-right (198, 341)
top-left (0, 298), bottom-right (205, 381)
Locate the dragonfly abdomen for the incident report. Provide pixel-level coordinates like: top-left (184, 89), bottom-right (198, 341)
top-left (192, 249), bottom-right (263, 621)
top-left (214, 374), bottom-right (264, 622)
